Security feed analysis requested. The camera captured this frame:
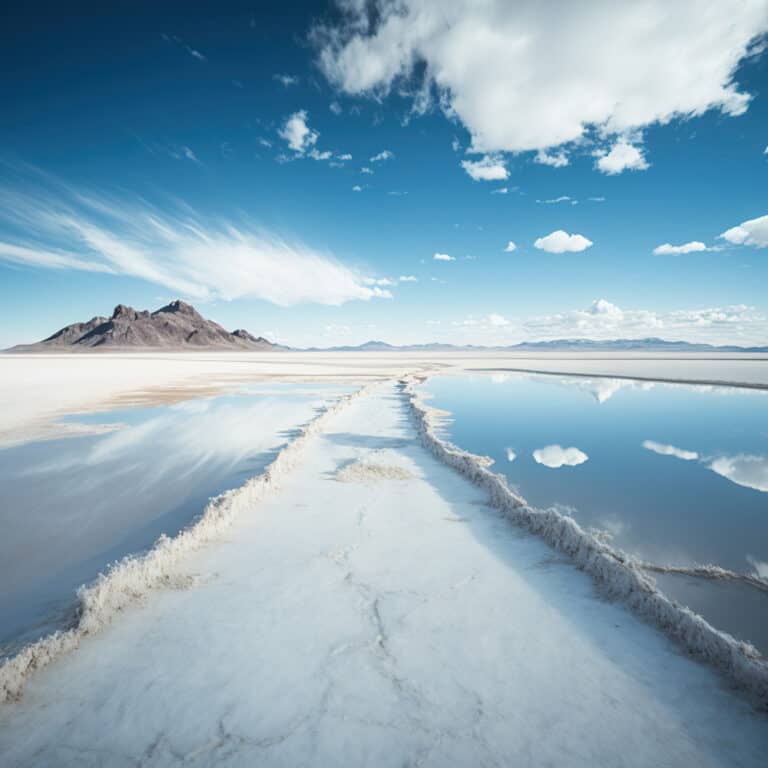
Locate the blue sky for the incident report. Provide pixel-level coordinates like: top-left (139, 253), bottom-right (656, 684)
top-left (1, 1), bottom-right (767, 348)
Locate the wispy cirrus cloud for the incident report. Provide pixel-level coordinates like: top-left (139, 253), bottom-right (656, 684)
top-left (0, 171), bottom-right (390, 307)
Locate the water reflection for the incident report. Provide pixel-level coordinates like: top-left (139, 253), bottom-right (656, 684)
top-left (421, 372), bottom-right (768, 653)
top-left (710, 454), bottom-right (768, 493)
top-left (642, 440), bottom-right (699, 461)
top-left (0, 390), bottom-right (336, 653)
top-left (532, 444), bottom-right (589, 468)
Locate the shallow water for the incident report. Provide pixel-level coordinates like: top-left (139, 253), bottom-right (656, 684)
top-left (0, 384), bottom-right (348, 655)
top-left (420, 372), bottom-right (768, 653)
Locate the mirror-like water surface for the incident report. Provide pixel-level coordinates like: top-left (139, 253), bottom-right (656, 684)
top-left (420, 373), bottom-right (768, 654)
top-left (0, 385), bottom-right (349, 655)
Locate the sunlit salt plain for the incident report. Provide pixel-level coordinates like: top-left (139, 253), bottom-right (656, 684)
top-left (420, 372), bottom-right (768, 653)
top-left (0, 384), bottom-right (350, 657)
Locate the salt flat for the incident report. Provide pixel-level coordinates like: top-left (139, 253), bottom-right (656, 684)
top-left (2, 351), bottom-right (767, 447)
top-left (1, 383), bottom-right (766, 767)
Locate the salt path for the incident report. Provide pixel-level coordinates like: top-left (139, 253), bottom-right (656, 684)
top-left (1, 383), bottom-right (766, 767)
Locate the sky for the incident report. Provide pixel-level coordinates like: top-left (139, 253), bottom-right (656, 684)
top-left (0, 0), bottom-right (767, 348)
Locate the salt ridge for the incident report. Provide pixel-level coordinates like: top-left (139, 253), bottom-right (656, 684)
top-left (0, 383), bottom-right (376, 704)
top-left (401, 375), bottom-right (768, 707)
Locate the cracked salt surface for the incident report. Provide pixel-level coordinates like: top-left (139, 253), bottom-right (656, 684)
top-left (1, 384), bottom-right (767, 766)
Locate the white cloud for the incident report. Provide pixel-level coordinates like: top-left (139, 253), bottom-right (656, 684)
top-left (279, 110), bottom-right (319, 154)
top-left (535, 150), bottom-right (569, 168)
top-left (719, 214), bottom-right (768, 248)
top-left (363, 277), bottom-right (395, 286)
top-left (506, 448), bottom-right (517, 462)
top-left (524, 298), bottom-right (768, 345)
top-left (370, 150), bottom-right (394, 162)
top-left (491, 187), bottom-right (508, 195)
top-left (273, 73), bottom-right (299, 87)
top-left (309, 149), bottom-right (333, 161)
top-left (710, 455), bottom-right (768, 493)
top-left (361, 166), bottom-right (373, 174)
top-left (352, 185), bottom-right (363, 192)
top-left (317, 1), bottom-right (766, 163)
top-left (168, 145), bottom-right (200, 164)
top-left (595, 139), bottom-right (649, 174)
top-left (487, 313), bottom-right (510, 327)
top-left (537, 196), bottom-right (573, 205)
top-left (0, 178), bottom-right (388, 307)
top-left (653, 241), bottom-right (708, 255)
top-left (330, 100), bottom-right (342, 115)
top-left (337, 153), bottom-right (353, 161)
top-left (461, 155), bottom-right (508, 181)
top-left (533, 445), bottom-right (589, 468)
top-left (642, 440), bottom-right (699, 461)
top-left (504, 241), bottom-right (517, 252)
top-left (433, 252), bottom-right (455, 261)
top-left (588, 196), bottom-right (606, 203)
top-left (451, 137), bottom-right (461, 152)
top-left (534, 230), bottom-right (593, 253)
top-left (398, 275), bottom-right (418, 282)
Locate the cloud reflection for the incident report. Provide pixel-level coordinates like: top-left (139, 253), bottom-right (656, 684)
top-left (709, 455), bottom-right (768, 493)
top-left (642, 440), bottom-right (699, 461)
top-left (532, 444), bottom-right (589, 468)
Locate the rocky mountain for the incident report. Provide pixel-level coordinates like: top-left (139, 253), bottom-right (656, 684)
top-left (8, 300), bottom-right (284, 352)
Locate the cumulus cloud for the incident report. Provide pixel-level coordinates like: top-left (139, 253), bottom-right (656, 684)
top-left (594, 139), bottom-right (649, 174)
top-left (370, 150), bottom-right (394, 162)
top-left (398, 275), bottom-right (418, 282)
top-left (273, 73), bottom-right (299, 87)
top-left (533, 445), bottom-right (589, 468)
top-left (352, 184), bottom-right (364, 192)
top-left (361, 166), bottom-right (374, 174)
top-left (506, 448), bottom-right (517, 462)
top-left (504, 241), bottom-right (517, 252)
top-left (642, 440), bottom-right (699, 461)
top-left (710, 455), bottom-right (768, 493)
top-left (653, 241), bottom-right (708, 255)
top-left (487, 313), bottom-right (510, 327)
top-left (534, 230), bottom-right (593, 253)
top-left (0, 175), bottom-right (389, 307)
top-left (337, 153), bottom-right (353, 161)
top-left (433, 252), bottom-right (455, 261)
top-left (524, 298), bottom-right (768, 345)
top-left (719, 214), bottom-right (768, 248)
top-left (461, 155), bottom-right (508, 181)
top-left (535, 150), bottom-right (569, 168)
top-left (491, 187), bottom-right (508, 195)
top-left (279, 110), bottom-right (319, 154)
top-left (316, 1), bottom-right (766, 165)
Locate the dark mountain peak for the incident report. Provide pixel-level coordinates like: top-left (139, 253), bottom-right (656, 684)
top-left (10, 301), bottom-right (285, 352)
top-left (154, 299), bottom-right (199, 317)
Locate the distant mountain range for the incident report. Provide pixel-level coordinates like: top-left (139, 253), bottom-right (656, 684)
top-left (7, 300), bottom-right (284, 352)
top-left (6, 301), bottom-right (767, 353)
top-left (305, 338), bottom-right (768, 353)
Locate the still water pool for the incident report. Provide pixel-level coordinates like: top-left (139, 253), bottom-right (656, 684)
top-left (0, 384), bottom-right (349, 655)
top-left (420, 372), bottom-right (768, 653)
